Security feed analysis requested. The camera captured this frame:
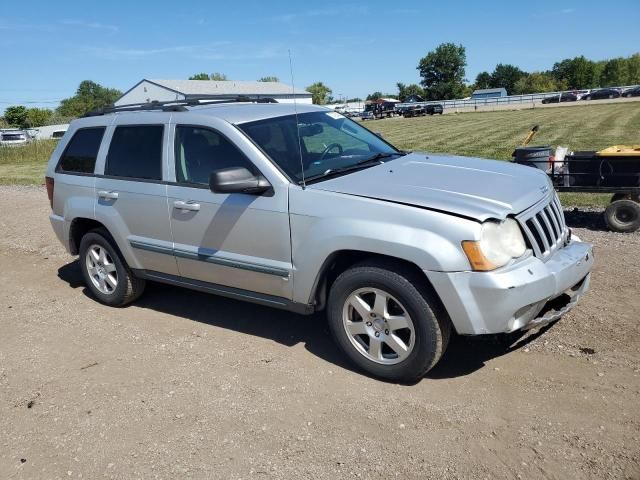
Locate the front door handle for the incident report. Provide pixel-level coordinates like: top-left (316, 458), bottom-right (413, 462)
top-left (97, 190), bottom-right (119, 200)
top-left (173, 200), bottom-right (201, 211)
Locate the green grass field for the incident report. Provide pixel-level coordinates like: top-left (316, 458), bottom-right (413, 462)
top-left (0, 140), bottom-right (58, 185)
top-left (368, 102), bottom-right (640, 206)
top-left (1, 102), bottom-right (638, 205)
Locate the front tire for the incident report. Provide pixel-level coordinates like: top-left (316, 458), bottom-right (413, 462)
top-left (327, 262), bottom-right (451, 382)
top-left (79, 229), bottom-right (146, 306)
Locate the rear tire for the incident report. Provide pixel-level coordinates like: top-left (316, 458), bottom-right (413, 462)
top-left (604, 199), bottom-right (640, 233)
top-left (79, 228), bottom-right (146, 306)
top-left (327, 261), bottom-right (451, 382)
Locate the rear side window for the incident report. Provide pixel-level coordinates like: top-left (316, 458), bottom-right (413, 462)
top-left (57, 127), bottom-right (105, 174)
top-left (105, 125), bottom-right (164, 180)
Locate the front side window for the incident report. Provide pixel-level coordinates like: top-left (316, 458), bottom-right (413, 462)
top-left (105, 125), bottom-right (163, 180)
top-left (239, 111), bottom-right (400, 183)
top-left (57, 127), bottom-right (105, 174)
top-left (174, 126), bottom-right (256, 185)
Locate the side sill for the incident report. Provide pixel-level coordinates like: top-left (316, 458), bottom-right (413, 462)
top-left (132, 269), bottom-right (314, 316)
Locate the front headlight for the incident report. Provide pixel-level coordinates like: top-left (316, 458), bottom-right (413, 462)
top-left (462, 218), bottom-right (527, 271)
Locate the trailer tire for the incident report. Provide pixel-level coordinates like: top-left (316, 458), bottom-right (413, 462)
top-left (604, 199), bottom-right (640, 233)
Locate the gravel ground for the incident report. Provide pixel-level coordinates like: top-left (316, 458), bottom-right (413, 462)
top-left (1, 185), bottom-right (639, 479)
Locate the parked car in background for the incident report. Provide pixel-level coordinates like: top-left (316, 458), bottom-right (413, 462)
top-left (360, 111), bottom-right (375, 120)
top-left (583, 88), bottom-right (621, 100)
top-left (622, 86), bottom-right (640, 98)
top-left (0, 129), bottom-right (30, 146)
top-left (426, 103), bottom-right (444, 115)
top-left (400, 105), bottom-right (426, 117)
top-left (542, 92), bottom-right (579, 104)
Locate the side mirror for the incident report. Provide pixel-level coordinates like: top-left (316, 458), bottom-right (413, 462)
top-left (209, 167), bottom-right (271, 195)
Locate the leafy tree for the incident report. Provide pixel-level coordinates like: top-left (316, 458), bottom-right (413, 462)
top-left (189, 73), bottom-right (210, 80)
top-left (513, 72), bottom-right (558, 94)
top-left (600, 58), bottom-right (629, 86)
top-left (306, 82), bottom-right (332, 104)
top-left (26, 108), bottom-right (53, 127)
top-left (56, 80), bottom-right (122, 118)
top-left (551, 56), bottom-right (597, 89)
top-left (0, 117), bottom-right (8, 129)
top-left (489, 64), bottom-right (526, 94)
top-left (474, 71), bottom-right (492, 89)
top-left (4, 106), bottom-right (28, 128)
top-left (366, 91), bottom-right (383, 101)
top-left (417, 43), bottom-right (467, 100)
top-left (628, 54), bottom-right (640, 84)
top-left (258, 76), bottom-right (279, 82)
top-left (189, 72), bottom-right (229, 81)
top-left (397, 83), bottom-right (424, 101)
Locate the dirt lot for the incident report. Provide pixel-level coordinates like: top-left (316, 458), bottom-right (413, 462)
top-left (1, 185), bottom-right (639, 479)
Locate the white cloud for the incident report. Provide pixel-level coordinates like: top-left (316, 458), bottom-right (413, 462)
top-left (60, 19), bottom-right (119, 32)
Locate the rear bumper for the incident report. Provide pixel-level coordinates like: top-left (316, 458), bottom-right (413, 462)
top-left (427, 240), bottom-right (593, 335)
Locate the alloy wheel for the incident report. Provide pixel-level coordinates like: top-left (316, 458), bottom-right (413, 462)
top-left (85, 244), bottom-right (118, 294)
top-left (342, 288), bottom-right (415, 365)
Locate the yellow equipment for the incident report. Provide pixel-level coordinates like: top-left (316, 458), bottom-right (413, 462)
top-left (521, 125), bottom-right (539, 146)
top-left (596, 145), bottom-right (640, 156)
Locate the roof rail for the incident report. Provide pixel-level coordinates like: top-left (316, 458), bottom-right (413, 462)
top-left (83, 96), bottom-right (278, 117)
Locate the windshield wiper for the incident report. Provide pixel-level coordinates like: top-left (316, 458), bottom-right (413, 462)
top-left (302, 151), bottom-right (405, 184)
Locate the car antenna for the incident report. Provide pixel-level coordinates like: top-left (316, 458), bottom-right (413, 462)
top-left (288, 49), bottom-right (306, 189)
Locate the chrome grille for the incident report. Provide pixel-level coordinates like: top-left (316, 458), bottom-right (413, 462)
top-left (517, 193), bottom-right (567, 260)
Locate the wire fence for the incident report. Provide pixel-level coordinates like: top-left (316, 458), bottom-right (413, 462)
top-left (397, 85), bottom-right (640, 109)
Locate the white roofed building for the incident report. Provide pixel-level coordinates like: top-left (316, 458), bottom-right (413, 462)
top-left (115, 79), bottom-right (313, 106)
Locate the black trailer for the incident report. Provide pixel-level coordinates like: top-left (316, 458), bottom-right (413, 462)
top-left (513, 146), bottom-right (640, 233)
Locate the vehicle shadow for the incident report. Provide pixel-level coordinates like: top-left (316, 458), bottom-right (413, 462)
top-left (57, 260), bottom-right (551, 384)
top-left (563, 207), bottom-right (608, 231)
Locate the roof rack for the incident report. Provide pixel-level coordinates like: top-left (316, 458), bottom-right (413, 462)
top-left (83, 95), bottom-right (278, 117)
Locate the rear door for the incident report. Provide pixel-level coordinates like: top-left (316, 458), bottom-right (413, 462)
top-left (94, 114), bottom-right (178, 275)
top-left (166, 119), bottom-right (293, 299)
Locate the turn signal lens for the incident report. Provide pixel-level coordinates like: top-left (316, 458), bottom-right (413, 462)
top-left (461, 240), bottom-right (497, 272)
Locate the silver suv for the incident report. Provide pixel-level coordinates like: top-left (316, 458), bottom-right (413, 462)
top-left (45, 99), bottom-right (593, 382)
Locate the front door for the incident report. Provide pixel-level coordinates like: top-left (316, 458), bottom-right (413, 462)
top-left (167, 124), bottom-right (292, 299)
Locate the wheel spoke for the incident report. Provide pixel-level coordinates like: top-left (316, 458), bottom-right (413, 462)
top-left (348, 294), bottom-right (371, 320)
top-left (384, 334), bottom-right (410, 360)
top-left (387, 314), bottom-right (409, 331)
top-left (104, 262), bottom-right (116, 273)
top-left (105, 274), bottom-right (117, 289)
top-left (90, 248), bottom-right (100, 263)
top-left (346, 320), bottom-right (367, 336)
top-left (373, 291), bottom-right (388, 317)
top-left (98, 248), bottom-right (107, 264)
top-left (368, 338), bottom-right (382, 360)
top-left (97, 276), bottom-right (107, 292)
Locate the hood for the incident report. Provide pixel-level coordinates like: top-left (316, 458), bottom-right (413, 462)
top-left (308, 152), bottom-right (551, 221)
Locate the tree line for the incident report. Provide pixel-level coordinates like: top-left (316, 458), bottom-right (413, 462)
top-left (361, 44), bottom-right (640, 103)
top-left (1, 80), bottom-right (122, 129)
top-left (3, 50), bottom-right (638, 128)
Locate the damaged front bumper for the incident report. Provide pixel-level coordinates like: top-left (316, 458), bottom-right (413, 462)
top-left (427, 240), bottom-right (594, 335)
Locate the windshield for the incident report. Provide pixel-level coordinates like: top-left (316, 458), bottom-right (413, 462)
top-left (238, 111), bottom-right (400, 183)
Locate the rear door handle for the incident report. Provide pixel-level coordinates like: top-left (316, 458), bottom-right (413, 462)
top-left (173, 200), bottom-right (201, 211)
top-left (97, 190), bottom-right (119, 200)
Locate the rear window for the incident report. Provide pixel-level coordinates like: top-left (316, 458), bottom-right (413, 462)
top-left (105, 125), bottom-right (164, 180)
top-left (57, 127), bottom-right (105, 174)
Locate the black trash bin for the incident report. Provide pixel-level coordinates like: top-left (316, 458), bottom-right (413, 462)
top-left (512, 146), bottom-right (552, 171)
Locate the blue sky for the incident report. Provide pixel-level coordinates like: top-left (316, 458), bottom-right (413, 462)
top-left (1, 0), bottom-right (639, 111)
